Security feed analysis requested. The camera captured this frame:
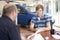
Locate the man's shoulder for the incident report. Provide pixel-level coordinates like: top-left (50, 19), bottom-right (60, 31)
top-left (32, 16), bottom-right (37, 19)
top-left (31, 16), bottom-right (37, 20)
top-left (0, 17), bottom-right (6, 24)
top-left (43, 14), bottom-right (51, 18)
top-left (0, 17), bottom-right (15, 27)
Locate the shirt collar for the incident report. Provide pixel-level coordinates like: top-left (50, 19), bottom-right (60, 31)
top-left (36, 14), bottom-right (44, 18)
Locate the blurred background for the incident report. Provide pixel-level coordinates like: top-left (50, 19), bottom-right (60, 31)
top-left (0, 0), bottom-right (60, 31)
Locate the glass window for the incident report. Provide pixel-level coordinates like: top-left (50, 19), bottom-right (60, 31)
top-left (17, 6), bottom-right (25, 14)
top-left (56, 0), bottom-right (60, 13)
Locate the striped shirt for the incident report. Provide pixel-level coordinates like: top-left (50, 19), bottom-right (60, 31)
top-left (31, 14), bottom-right (51, 28)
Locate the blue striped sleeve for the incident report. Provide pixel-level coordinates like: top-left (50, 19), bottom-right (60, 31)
top-left (31, 17), bottom-right (36, 24)
top-left (45, 16), bottom-right (51, 24)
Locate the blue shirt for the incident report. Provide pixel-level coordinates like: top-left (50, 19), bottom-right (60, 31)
top-left (31, 14), bottom-right (51, 28)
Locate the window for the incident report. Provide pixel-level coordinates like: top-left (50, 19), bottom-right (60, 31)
top-left (17, 6), bottom-right (25, 14)
top-left (56, 0), bottom-right (60, 13)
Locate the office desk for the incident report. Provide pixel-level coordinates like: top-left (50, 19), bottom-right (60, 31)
top-left (20, 27), bottom-right (55, 40)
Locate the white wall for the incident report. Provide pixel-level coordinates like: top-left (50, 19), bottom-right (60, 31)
top-left (0, 1), bottom-right (7, 17)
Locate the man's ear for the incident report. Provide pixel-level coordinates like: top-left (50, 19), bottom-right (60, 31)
top-left (12, 11), bottom-right (16, 16)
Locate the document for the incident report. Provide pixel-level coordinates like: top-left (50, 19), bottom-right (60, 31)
top-left (32, 34), bottom-right (44, 40)
top-left (52, 35), bottom-right (60, 39)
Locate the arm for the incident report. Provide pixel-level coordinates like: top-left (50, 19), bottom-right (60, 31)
top-left (43, 22), bottom-right (51, 31)
top-left (30, 20), bottom-right (51, 32)
top-left (42, 16), bottom-right (51, 31)
top-left (30, 22), bottom-right (36, 32)
top-left (35, 22), bottom-right (51, 32)
top-left (28, 22), bottom-right (51, 39)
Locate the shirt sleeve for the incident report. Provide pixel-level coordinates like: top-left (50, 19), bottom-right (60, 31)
top-left (31, 17), bottom-right (35, 24)
top-left (45, 16), bottom-right (51, 24)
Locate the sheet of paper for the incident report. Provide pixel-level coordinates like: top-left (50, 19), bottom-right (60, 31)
top-left (52, 35), bottom-right (60, 39)
top-left (27, 29), bottom-right (44, 39)
top-left (32, 34), bottom-right (44, 40)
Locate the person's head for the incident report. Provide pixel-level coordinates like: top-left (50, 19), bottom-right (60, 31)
top-left (36, 4), bottom-right (44, 17)
top-left (3, 3), bottom-right (17, 21)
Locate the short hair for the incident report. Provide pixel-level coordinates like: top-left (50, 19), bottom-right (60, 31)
top-left (36, 4), bottom-right (44, 11)
top-left (3, 3), bottom-right (17, 15)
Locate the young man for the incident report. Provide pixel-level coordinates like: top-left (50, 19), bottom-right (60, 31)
top-left (30, 4), bottom-right (51, 32)
top-left (0, 3), bottom-right (21, 40)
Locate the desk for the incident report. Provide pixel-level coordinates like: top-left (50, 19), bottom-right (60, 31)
top-left (20, 27), bottom-right (54, 40)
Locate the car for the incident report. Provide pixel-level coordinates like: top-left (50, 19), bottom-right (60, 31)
top-left (16, 4), bottom-right (36, 26)
top-left (15, 3), bottom-right (55, 28)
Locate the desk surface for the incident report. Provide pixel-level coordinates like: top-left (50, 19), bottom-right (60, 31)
top-left (20, 27), bottom-right (55, 40)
